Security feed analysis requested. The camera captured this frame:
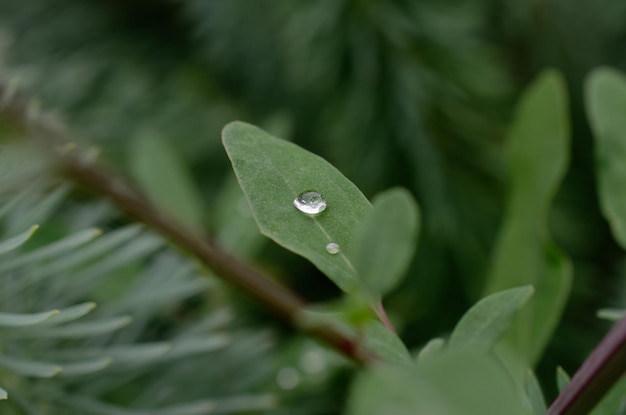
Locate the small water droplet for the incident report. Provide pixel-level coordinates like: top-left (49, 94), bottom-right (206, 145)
top-left (293, 191), bottom-right (327, 215)
top-left (326, 242), bottom-right (339, 255)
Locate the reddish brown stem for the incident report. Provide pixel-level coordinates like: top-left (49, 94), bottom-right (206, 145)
top-left (548, 316), bottom-right (626, 415)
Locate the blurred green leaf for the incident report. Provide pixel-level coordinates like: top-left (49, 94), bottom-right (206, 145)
top-left (0, 354), bottom-right (61, 378)
top-left (449, 286), bottom-right (534, 353)
top-left (0, 228), bottom-right (102, 274)
top-left (526, 370), bottom-right (547, 415)
top-left (0, 309), bottom-right (59, 328)
top-left (353, 188), bottom-right (420, 299)
top-left (0, 225), bottom-right (38, 255)
top-left (0, 386), bottom-right (6, 400)
top-left (36, 302), bottom-right (97, 326)
top-left (129, 133), bottom-right (204, 229)
top-left (484, 70), bottom-right (572, 365)
top-left (59, 357), bottom-right (113, 377)
top-left (17, 316), bottom-right (132, 338)
top-left (415, 338), bottom-right (445, 365)
top-left (222, 121), bottom-right (371, 293)
top-left (346, 353), bottom-right (532, 415)
top-left (586, 67), bottom-right (626, 249)
top-left (556, 366), bottom-right (571, 393)
top-left (62, 394), bottom-right (277, 415)
top-left (362, 321), bottom-right (412, 366)
top-left (597, 308), bottom-right (624, 321)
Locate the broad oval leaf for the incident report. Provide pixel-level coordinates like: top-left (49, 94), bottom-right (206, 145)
top-left (586, 68), bottom-right (626, 249)
top-left (483, 70), bottom-right (572, 365)
top-left (353, 188), bottom-right (420, 299)
top-left (449, 286), bottom-right (534, 353)
top-left (0, 225), bottom-right (38, 255)
top-left (129, 132), bottom-right (204, 229)
top-left (222, 121), bottom-right (371, 293)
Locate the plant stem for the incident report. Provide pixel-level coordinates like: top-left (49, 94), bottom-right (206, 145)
top-left (373, 301), bottom-right (397, 335)
top-left (547, 316), bottom-right (626, 415)
top-left (0, 83), bottom-right (377, 366)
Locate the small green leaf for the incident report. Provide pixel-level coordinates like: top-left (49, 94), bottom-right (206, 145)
top-left (0, 228), bottom-right (102, 274)
top-left (597, 308), bottom-right (624, 321)
top-left (0, 225), bottom-right (38, 255)
top-left (104, 343), bottom-right (172, 363)
top-left (449, 286), bottom-right (534, 353)
top-left (353, 188), bottom-right (420, 299)
top-left (0, 354), bottom-right (61, 378)
top-left (484, 70), bottom-right (572, 365)
top-left (222, 121), bottom-right (371, 293)
top-left (362, 321), bottom-right (412, 365)
top-left (59, 357), bottom-right (113, 376)
top-left (37, 302), bottom-right (96, 326)
top-left (526, 370), bottom-right (547, 415)
top-left (129, 133), bottom-right (204, 229)
top-left (0, 309), bottom-right (59, 328)
top-left (415, 338), bottom-right (445, 365)
top-left (17, 316), bottom-right (132, 338)
top-left (0, 386), bottom-right (7, 400)
top-left (586, 68), bottom-right (626, 249)
top-left (556, 366), bottom-right (571, 393)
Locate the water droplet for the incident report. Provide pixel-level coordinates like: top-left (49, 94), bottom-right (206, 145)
top-left (276, 367), bottom-right (300, 390)
top-left (325, 242), bottom-right (340, 255)
top-left (293, 191), bottom-right (327, 215)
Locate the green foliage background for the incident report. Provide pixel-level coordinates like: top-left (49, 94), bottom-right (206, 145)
top-left (1, 0), bottom-right (626, 413)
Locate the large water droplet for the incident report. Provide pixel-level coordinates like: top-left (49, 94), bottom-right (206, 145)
top-left (293, 191), bottom-right (327, 215)
top-left (325, 242), bottom-right (340, 255)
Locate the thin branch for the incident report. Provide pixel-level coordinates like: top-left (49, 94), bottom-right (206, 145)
top-left (0, 82), bottom-right (377, 366)
top-left (547, 316), bottom-right (626, 415)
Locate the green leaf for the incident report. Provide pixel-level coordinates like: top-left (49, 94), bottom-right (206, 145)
top-left (0, 228), bottom-right (102, 274)
top-left (449, 286), bottom-right (534, 353)
top-left (346, 353), bottom-right (532, 415)
top-left (0, 354), bottom-right (61, 378)
top-left (0, 225), bottom-right (38, 255)
top-left (0, 309), bottom-right (59, 328)
top-left (59, 357), bottom-right (113, 377)
top-left (415, 338), bottom-right (446, 365)
top-left (17, 316), bottom-right (132, 338)
top-left (36, 302), bottom-right (97, 326)
top-left (62, 395), bottom-right (277, 415)
top-left (129, 132), bottom-right (204, 229)
top-left (222, 121), bottom-right (371, 293)
top-left (353, 188), bottom-right (420, 298)
top-left (526, 370), bottom-right (547, 415)
top-left (484, 70), bottom-right (572, 365)
top-left (362, 321), bottom-right (412, 366)
top-left (586, 68), bottom-right (626, 249)
top-left (0, 386), bottom-right (6, 400)
top-left (556, 366), bottom-right (571, 393)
